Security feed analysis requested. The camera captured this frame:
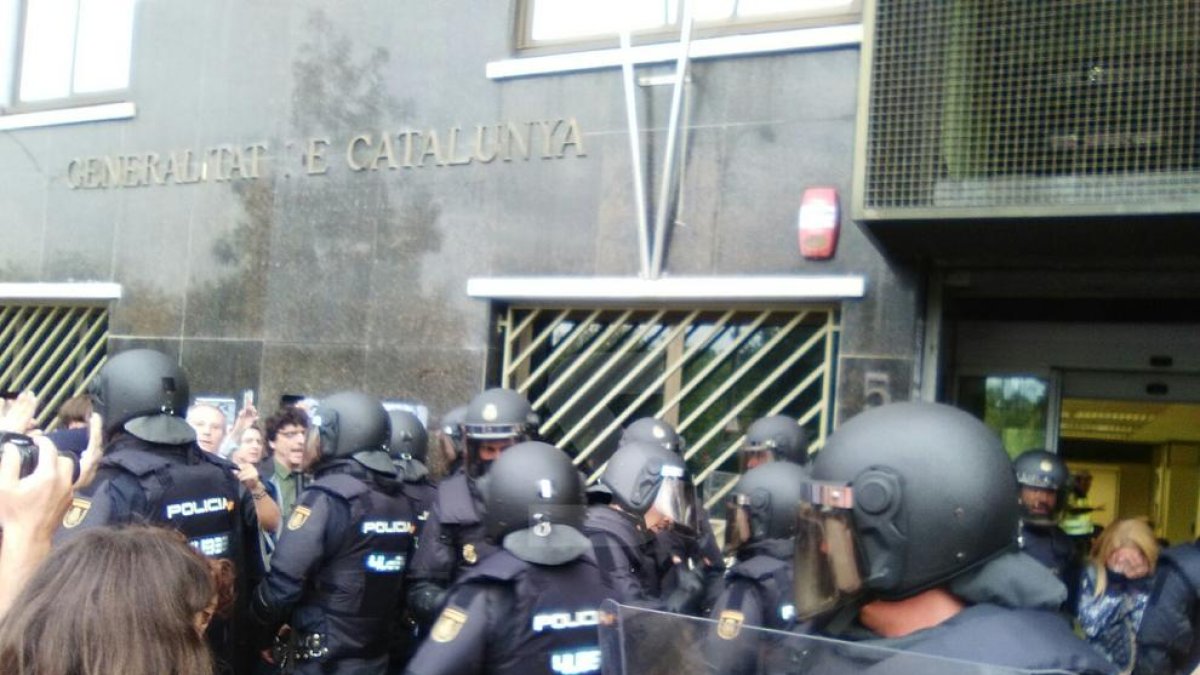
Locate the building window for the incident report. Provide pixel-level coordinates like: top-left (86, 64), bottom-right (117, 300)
top-left (5, 0), bottom-right (136, 109)
top-left (0, 302), bottom-right (109, 430)
top-left (496, 305), bottom-right (839, 510)
top-left (521, 0), bottom-right (860, 48)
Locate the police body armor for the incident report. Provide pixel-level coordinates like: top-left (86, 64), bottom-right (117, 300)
top-left (60, 436), bottom-right (250, 674)
top-left (582, 505), bottom-right (661, 601)
top-left (63, 436), bottom-right (242, 560)
top-left (721, 551), bottom-right (796, 632)
top-left (418, 472), bottom-right (499, 579)
top-left (275, 471), bottom-right (416, 671)
top-left (404, 479), bottom-right (438, 538)
top-left (411, 550), bottom-right (609, 675)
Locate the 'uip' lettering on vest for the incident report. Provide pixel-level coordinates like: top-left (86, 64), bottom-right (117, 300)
top-left (551, 648), bottom-right (601, 675)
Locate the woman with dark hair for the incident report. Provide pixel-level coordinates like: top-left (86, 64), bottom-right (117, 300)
top-left (0, 525), bottom-right (235, 675)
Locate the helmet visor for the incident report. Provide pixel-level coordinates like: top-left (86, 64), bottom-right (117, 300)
top-left (793, 482), bottom-right (865, 621)
top-left (463, 421), bottom-right (529, 440)
top-left (653, 474), bottom-right (698, 537)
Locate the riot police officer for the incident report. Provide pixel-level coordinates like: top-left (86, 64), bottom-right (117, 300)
top-left (250, 391), bottom-right (417, 674)
top-left (619, 416), bottom-right (685, 454)
top-left (740, 414), bottom-right (810, 470)
top-left (708, 461), bottom-right (810, 674)
top-left (434, 405), bottom-right (467, 476)
top-left (387, 408), bottom-right (438, 670)
top-left (405, 441), bottom-right (612, 675)
top-left (619, 417), bottom-right (722, 604)
top-left (405, 388), bottom-right (537, 628)
top-left (56, 348), bottom-right (261, 674)
top-left (1013, 449), bottom-right (1081, 596)
top-left (582, 439), bottom-right (705, 614)
top-left (388, 409), bottom-right (436, 529)
top-left (792, 402), bottom-right (1115, 673)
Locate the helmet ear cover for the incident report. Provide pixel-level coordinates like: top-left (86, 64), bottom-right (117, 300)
top-left (629, 457), bottom-right (665, 512)
top-left (849, 468), bottom-right (906, 595)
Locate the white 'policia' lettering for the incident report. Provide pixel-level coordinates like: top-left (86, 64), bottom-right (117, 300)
top-left (532, 610), bottom-right (600, 633)
top-left (361, 520), bottom-right (414, 534)
top-left (551, 648), bottom-right (601, 675)
top-left (166, 497), bottom-right (230, 520)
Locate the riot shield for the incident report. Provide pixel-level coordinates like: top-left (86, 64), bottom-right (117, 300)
top-left (597, 601), bottom-right (1074, 675)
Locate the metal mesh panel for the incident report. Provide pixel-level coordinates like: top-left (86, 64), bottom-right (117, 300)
top-left (498, 306), bottom-right (838, 509)
top-left (0, 304), bottom-right (109, 430)
top-left (862, 0), bottom-right (1200, 215)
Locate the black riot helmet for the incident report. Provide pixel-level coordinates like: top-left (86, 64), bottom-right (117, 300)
top-left (308, 391), bottom-right (395, 476)
top-left (725, 461), bottom-right (811, 555)
top-left (620, 417), bottom-right (685, 455)
top-left (88, 348), bottom-right (195, 445)
top-left (793, 402), bottom-right (1019, 622)
top-left (1013, 449), bottom-right (1069, 525)
top-left (461, 388), bottom-right (538, 478)
top-left (437, 404), bottom-right (468, 472)
top-left (600, 440), bottom-right (698, 535)
top-left (742, 414), bottom-right (810, 469)
top-left (388, 409), bottom-right (429, 482)
top-left (480, 441), bottom-right (590, 565)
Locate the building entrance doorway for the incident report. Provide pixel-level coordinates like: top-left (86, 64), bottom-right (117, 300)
top-left (952, 321), bottom-right (1200, 545)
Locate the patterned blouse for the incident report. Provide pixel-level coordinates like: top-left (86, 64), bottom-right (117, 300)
top-left (1076, 565), bottom-right (1153, 674)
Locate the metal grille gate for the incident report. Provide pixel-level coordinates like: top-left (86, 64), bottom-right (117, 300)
top-left (0, 304), bottom-right (109, 430)
top-left (498, 305), bottom-right (838, 510)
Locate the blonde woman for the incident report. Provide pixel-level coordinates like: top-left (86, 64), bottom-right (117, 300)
top-left (1077, 518), bottom-right (1160, 673)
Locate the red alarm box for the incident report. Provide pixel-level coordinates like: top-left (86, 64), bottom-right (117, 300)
top-left (798, 187), bottom-right (839, 260)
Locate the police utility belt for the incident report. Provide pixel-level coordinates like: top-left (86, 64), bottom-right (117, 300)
top-left (275, 631), bottom-right (330, 668)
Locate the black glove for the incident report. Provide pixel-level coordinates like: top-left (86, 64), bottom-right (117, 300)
top-left (407, 580), bottom-right (448, 628)
top-left (664, 566), bottom-right (705, 615)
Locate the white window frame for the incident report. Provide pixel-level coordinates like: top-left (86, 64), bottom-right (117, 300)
top-left (517, 0), bottom-right (862, 50)
top-left (0, 0), bottom-right (137, 129)
top-left (491, 0), bottom-right (862, 80)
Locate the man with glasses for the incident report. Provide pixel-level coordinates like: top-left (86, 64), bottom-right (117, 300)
top-left (260, 406), bottom-right (310, 519)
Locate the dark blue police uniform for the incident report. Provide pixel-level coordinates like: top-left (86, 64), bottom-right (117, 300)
top-left (252, 464), bottom-right (417, 675)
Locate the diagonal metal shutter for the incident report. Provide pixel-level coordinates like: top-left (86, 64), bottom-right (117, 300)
top-left (498, 306), bottom-right (839, 509)
top-left (858, 0), bottom-right (1200, 217)
top-left (0, 304), bottom-right (109, 430)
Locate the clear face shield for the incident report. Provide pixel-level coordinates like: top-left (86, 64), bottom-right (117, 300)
top-left (650, 465), bottom-right (699, 536)
top-left (793, 481), bottom-right (866, 621)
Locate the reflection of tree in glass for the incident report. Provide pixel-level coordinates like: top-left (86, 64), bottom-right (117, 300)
top-left (983, 376), bottom-right (1049, 459)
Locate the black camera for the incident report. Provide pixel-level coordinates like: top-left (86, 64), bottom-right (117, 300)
top-left (0, 432), bottom-right (80, 482)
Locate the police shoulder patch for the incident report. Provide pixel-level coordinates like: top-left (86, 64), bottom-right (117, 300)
top-left (62, 497), bottom-right (91, 529)
top-left (431, 606), bottom-right (468, 643)
top-left (717, 609), bottom-right (744, 640)
top-left (287, 505), bottom-right (312, 530)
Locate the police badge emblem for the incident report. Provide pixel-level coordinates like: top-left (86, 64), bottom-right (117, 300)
top-left (652, 424), bottom-right (666, 439)
top-left (62, 497), bottom-right (91, 528)
top-left (482, 403), bottom-right (498, 421)
top-left (287, 506), bottom-right (311, 530)
top-left (462, 543), bottom-right (478, 564)
top-left (717, 609), bottom-right (744, 640)
top-left (431, 606), bottom-right (468, 643)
